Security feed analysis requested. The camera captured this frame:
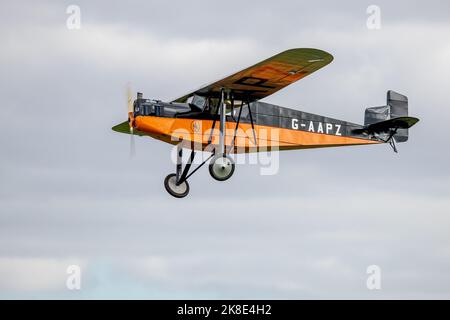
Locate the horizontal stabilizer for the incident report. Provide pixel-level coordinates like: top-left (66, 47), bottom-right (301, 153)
top-left (353, 116), bottom-right (419, 137)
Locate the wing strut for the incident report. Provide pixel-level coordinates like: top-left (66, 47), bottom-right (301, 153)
top-left (229, 97), bottom-right (243, 153)
top-left (246, 96), bottom-right (257, 146)
top-left (227, 95), bottom-right (257, 153)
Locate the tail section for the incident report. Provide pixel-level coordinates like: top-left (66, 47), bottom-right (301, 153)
top-left (355, 90), bottom-right (419, 152)
top-left (364, 90), bottom-right (416, 142)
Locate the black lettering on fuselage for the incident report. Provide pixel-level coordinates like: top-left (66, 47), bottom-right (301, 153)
top-left (291, 118), bottom-right (343, 136)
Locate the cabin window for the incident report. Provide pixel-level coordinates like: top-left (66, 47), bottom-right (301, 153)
top-left (231, 103), bottom-right (250, 120)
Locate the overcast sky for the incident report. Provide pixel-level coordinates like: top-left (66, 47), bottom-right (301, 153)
top-left (1, 0), bottom-right (450, 299)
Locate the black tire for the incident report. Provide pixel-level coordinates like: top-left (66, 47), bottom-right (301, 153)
top-left (209, 154), bottom-right (235, 181)
top-left (164, 174), bottom-right (190, 198)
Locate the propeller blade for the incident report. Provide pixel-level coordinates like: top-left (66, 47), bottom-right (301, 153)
top-left (126, 83), bottom-right (136, 157)
top-left (126, 83), bottom-right (133, 114)
top-left (129, 128), bottom-right (136, 158)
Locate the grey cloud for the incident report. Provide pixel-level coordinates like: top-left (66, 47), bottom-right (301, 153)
top-left (0, 0), bottom-right (449, 299)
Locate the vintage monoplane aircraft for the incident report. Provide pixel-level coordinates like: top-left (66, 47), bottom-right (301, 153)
top-left (112, 48), bottom-right (419, 198)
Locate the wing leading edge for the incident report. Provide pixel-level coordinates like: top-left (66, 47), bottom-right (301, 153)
top-left (172, 48), bottom-right (333, 103)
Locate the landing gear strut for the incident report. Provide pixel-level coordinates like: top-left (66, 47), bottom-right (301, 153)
top-left (164, 145), bottom-right (192, 198)
top-left (207, 88), bottom-right (236, 181)
top-left (164, 144), bottom-right (214, 198)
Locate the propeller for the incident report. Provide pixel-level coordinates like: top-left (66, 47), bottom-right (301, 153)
top-left (126, 83), bottom-right (136, 158)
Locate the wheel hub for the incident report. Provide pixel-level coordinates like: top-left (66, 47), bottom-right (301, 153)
top-left (209, 154), bottom-right (235, 181)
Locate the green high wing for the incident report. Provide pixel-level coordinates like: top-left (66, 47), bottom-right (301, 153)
top-left (172, 48), bottom-right (333, 103)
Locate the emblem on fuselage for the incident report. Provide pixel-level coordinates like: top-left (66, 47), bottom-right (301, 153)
top-left (191, 120), bottom-right (201, 133)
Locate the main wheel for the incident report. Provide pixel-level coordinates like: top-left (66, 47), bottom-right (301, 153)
top-left (209, 154), bottom-right (235, 181)
top-left (164, 174), bottom-right (190, 198)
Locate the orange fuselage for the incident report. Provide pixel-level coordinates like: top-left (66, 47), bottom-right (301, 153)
top-left (134, 116), bottom-right (380, 153)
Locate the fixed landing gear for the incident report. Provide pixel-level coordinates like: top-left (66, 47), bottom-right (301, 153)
top-left (164, 145), bottom-right (215, 198)
top-left (163, 88), bottom-right (243, 198)
top-left (209, 154), bottom-right (235, 181)
top-left (163, 149), bottom-right (234, 198)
